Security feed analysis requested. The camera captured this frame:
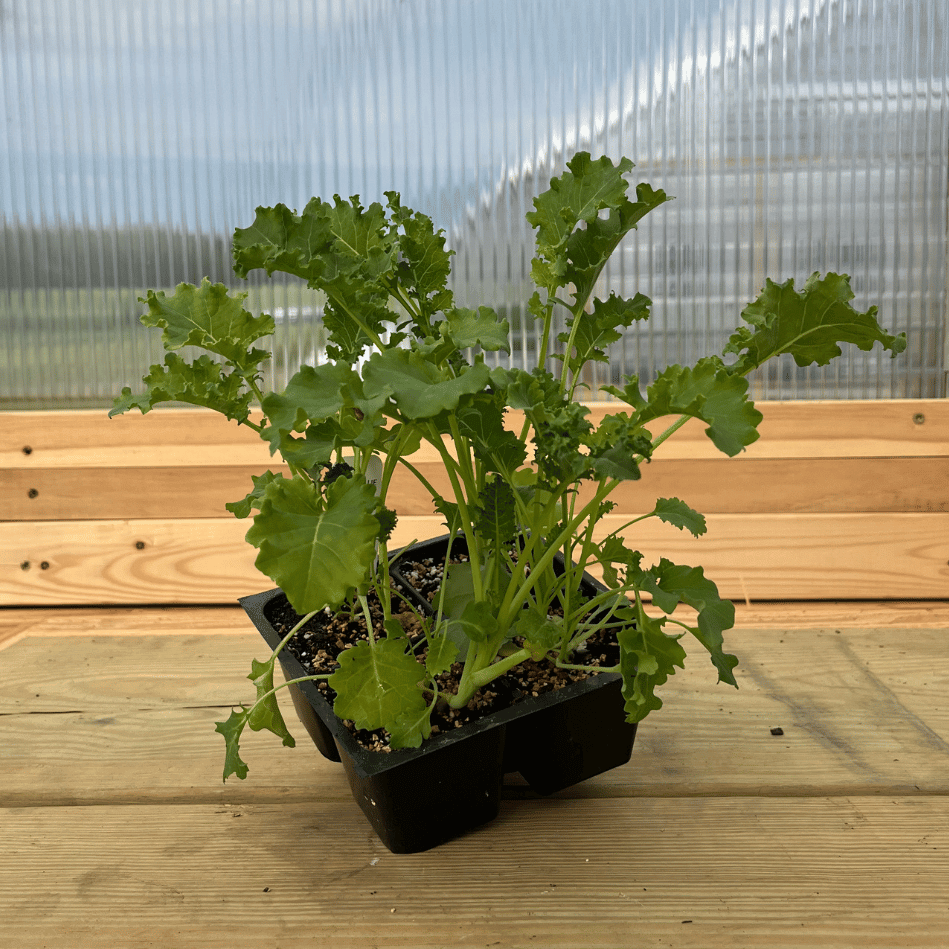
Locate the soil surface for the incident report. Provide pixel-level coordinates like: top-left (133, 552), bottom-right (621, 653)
top-left (264, 568), bottom-right (624, 753)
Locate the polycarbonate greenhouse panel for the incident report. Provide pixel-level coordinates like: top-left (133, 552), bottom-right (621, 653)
top-left (1, 0), bottom-right (946, 408)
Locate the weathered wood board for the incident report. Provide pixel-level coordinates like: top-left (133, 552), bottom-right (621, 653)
top-left (3, 511), bottom-right (948, 605)
top-left (2, 796), bottom-right (947, 948)
top-left (3, 400), bottom-right (948, 604)
top-left (1, 602), bottom-right (946, 947)
top-left (1, 612), bottom-right (946, 803)
top-left (5, 400), bottom-right (948, 470)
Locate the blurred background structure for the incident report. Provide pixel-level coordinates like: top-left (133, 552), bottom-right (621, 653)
top-left (2, 0), bottom-right (947, 408)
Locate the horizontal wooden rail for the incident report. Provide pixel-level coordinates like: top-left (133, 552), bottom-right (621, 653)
top-left (6, 455), bottom-right (948, 521)
top-left (2, 400), bottom-right (948, 605)
top-left (3, 512), bottom-right (948, 606)
top-left (4, 399), bottom-right (948, 471)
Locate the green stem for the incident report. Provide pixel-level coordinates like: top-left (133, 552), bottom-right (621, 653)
top-left (325, 291), bottom-right (386, 351)
top-left (554, 661), bottom-right (620, 674)
top-left (494, 483), bottom-right (570, 625)
top-left (535, 296), bottom-right (555, 370)
top-left (379, 423), bottom-right (415, 497)
top-left (452, 640), bottom-right (490, 706)
top-left (498, 478), bottom-right (619, 628)
top-left (448, 647), bottom-right (533, 707)
top-left (564, 585), bottom-right (629, 625)
top-left (377, 540), bottom-right (393, 622)
top-left (431, 519), bottom-right (462, 628)
top-left (638, 413), bottom-right (693, 462)
top-left (244, 672), bottom-right (334, 721)
top-left (558, 504), bottom-right (603, 660)
top-left (239, 415), bottom-right (264, 434)
top-left (600, 511), bottom-right (657, 538)
top-left (271, 609), bottom-right (320, 660)
top-left (447, 415), bottom-right (477, 499)
top-left (559, 304), bottom-right (584, 394)
top-left (358, 594), bottom-right (376, 646)
top-left (389, 284), bottom-right (421, 319)
top-left (565, 591), bottom-right (633, 655)
top-left (425, 421), bottom-right (483, 593)
top-left (397, 456), bottom-right (444, 502)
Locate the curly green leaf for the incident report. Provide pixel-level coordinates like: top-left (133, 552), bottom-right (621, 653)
top-left (618, 612), bottom-right (687, 723)
top-left (328, 638), bottom-right (430, 745)
top-left (607, 357), bottom-right (763, 457)
top-left (724, 272), bottom-right (906, 373)
top-left (245, 657), bottom-right (296, 747)
top-left (214, 708), bottom-right (250, 781)
top-left (109, 353), bottom-right (254, 422)
top-left (139, 279), bottom-right (274, 374)
top-left (245, 475), bottom-right (380, 615)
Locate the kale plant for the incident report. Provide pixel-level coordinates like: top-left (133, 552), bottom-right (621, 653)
top-left (111, 153), bottom-right (905, 779)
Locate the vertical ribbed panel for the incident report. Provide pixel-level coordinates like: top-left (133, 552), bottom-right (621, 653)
top-left (1, 0), bottom-right (946, 407)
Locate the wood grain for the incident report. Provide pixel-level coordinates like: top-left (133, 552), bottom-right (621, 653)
top-left (4, 464), bottom-right (293, 520)
top-left (3, 399), bottom-right (947, 470)
top-left (1, 625), bottom-right (946, 804)
top-left (600, 511), bottom-right (949, 601)
top-left (4, 512), bottom-right (947, 605)
top-left (1, 604), bottom-right (946, 947)
top-left (1, 797), bottom-right (947, 948)
top-left (4, 598), bottom-right (949, 639)
top-left (6, 454), bottom-right (948, 520)
top-left (1, 406), bottom-right (270, 469)
top-left (0, 517), bottom-right (273, 605)
top-left (641, 397), bottom-right (949, 458)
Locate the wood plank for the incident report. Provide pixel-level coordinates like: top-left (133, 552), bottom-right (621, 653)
top-left (1, 406), bottom-right (272, 469)
top-left (3, 464), bottom-right (293, 520)
top-left (606, 512), bottom-right (949, 600)
top-left (0, 605), bottom-right (248, 640)
top-left (4, 597), bottom-right (949, 639)
top-left (728, 599), bottom-right (949, 629)
top-left (1, 797), bottom-right (947, 947)
top-left (4, 399), bottom-right (947, 471)
top-left (638, 397), bottom-right (949, 459)
top-left (7, 454), bottom-right (948, 520)
top-left (1, 625), bottom-right (946, 803)
top-left (607, 511), bottom-right (949, 601)
top-left (0, 517), bottom-right (447, 607)
top-left (600, 455), bottom-right (949, 514)
top-left (3, 512), bottom-right (947, 605)
top-left (0, 517), bottom-right (273, 606)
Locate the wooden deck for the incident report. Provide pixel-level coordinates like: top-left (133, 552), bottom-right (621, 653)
top-left (3, 400), bottom-right (947, 945)
top-left (2, 600), bottom-right (947, 948)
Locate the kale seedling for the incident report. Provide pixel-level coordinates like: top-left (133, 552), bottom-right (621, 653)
top-left (111, 152), bottom-right (905, 779)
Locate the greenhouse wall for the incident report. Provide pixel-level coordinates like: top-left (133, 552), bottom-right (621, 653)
top-left (2, 0), bottom-right (946, 407)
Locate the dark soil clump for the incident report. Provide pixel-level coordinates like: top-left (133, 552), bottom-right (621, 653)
top-left (264, 582), bottom-right (625, 754)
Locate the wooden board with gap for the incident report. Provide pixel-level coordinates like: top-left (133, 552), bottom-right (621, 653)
top-left (1, 603), bottom-right (947, 947)
top-left (1, 606), bottom-right (948, 802)
top-left (3, 511), bottom-right (948, 605)
top-left (6, 454), bottom-right (949, 520)
top-left (4, 399), bottom-right (948, 470)
top-left (2, 400), bottom-right (948, 605)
